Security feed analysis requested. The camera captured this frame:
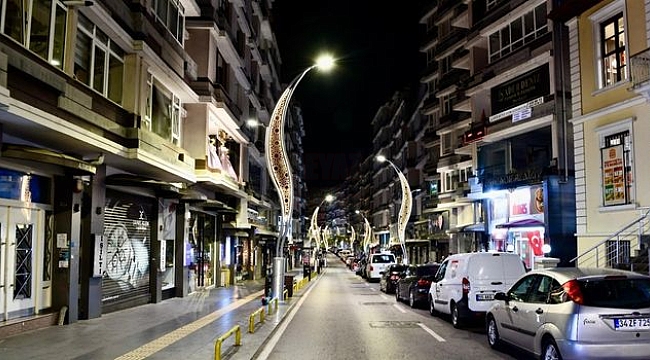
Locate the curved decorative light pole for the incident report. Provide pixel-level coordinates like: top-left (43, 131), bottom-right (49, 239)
top-left (308, 194), bottom-right (333, 273)
top-left (376, 155), bottom-right (412, 265)
top-left (356, 210), bottom-right (372, 254)
top-left (265, 55), bottom-right (334, 299)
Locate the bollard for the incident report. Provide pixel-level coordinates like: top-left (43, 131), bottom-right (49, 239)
top-left (267, 297), bottom-right (279, 315)
top-left (214, 325), bottom-right (241, 360)
top-left (248, 307), bottom-right (265, 333)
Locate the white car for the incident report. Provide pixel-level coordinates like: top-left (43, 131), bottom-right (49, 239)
top-left (428, 252), bottom-right (526, 328)
top-left (365, 253), bottom-right (396, 282)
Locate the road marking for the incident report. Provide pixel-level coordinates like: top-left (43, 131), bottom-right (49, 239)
top-left (380, 294), bottom-right (389, 300)
top-left (256, 275), bottom-right (320, 359)
top-left (114, 290), bottom-right (263, 360)
top-left (393, 304), bottom-right (406, 313)
top-left (369, 287), bottom-right (376, 291)
top-left (417, 323), bottom-right (446, 342)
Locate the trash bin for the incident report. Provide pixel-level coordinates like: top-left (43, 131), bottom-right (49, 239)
top-left (284, 275), bottom-right (295, 297)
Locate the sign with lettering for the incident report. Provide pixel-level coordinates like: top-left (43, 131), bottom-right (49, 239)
top-left (93, 234), bottom-right (106, 277)
top-left (491, 64), bottom-right (550, 116)
top-left (602, 145), bottom-right (626, 206)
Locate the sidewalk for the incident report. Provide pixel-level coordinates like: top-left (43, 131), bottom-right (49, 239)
top-left (0, 269), bottom-right (312, 360)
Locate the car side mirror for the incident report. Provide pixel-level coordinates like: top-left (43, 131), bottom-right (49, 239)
top-left (494, 292), bottom-right (508, 302)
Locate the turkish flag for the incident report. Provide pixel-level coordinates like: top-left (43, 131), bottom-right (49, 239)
top-left (527, 230), bottom-right (544, 256)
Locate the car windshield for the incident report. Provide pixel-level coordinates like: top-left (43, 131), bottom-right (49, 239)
top-left (372, 255), bottom-right (395, 263)
top-left (579, 277), bottom-right (650, 309)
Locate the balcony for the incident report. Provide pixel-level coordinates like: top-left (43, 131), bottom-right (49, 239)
top-left (631, 48), bottom-right (650, 99)
top-left (435, 28), bottom-right (469, 59)
top-left (421, 95), bottom-right (440, 115)
top-left (420, 61), bottom-right (439, 83)
top-left (437, 68), bottom-right (470, 94)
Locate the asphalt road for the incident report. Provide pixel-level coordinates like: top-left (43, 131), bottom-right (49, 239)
top-left (256, 254), bottom-right (534, 360)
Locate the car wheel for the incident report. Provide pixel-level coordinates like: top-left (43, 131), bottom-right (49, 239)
top-left (409, 290), bottom-right (416, 308)
top-left (451, 303), bottom-right (462, 328)
top-left (486, 315), bottom-right (501, 349)
top-left (395, 287), bottom-right (400, 302)
top-left (429, 296), bottom-right (437, 316)
top-left (541, 338), bottom-right (562, 360)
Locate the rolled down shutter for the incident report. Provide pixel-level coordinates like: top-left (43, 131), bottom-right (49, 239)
top-left (102, 191), bottom-right (152, 306)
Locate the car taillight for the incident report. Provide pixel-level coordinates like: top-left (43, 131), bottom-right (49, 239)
top-left (462, 277), bottom-right (470, 294)
top-left (417, 279), bottom-right (430, 287)
top-left (562, 279), bottom-right (584, 304)
top-left (370, 266), bottom-right (374, 271)
top-left (390, 275), bottom-right (399, 280)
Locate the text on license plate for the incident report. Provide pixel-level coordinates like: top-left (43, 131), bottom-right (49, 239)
top-left (476, 293), bottom-right (494, 301)
top-left (614, 318), bottom-right (650, 330)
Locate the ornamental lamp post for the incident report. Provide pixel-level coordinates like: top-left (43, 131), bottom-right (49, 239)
top-left (265, 55), bottom-right (335, 300)
top-left (309, 194), bottom-right (333, 273)
top-left (355, 209), bottom-right (372, 254)
top-left (376, 154), bottom-right (412, 265)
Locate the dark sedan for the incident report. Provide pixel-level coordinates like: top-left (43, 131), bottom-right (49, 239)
top-left (379, 264), bottom-right (408, 294)
top-left (395, 263), bottom-right (440, 308)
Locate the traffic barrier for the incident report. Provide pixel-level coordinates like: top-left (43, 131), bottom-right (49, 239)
top-left (248, 307), bottom-right (265, 333)
top-left (214, 325), bottom-right (241, 360)
top-left (267, 297), bottom-right (279, 315)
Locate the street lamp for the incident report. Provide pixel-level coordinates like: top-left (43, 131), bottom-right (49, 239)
top-left (265, 54), bottom-right (335, 300)
top-left (376, 154), bottom-right (412, 265)
top-left (309, 194), bottom-right (333, 273)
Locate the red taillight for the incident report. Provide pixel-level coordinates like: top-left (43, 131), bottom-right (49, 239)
top-left (390, 275), bottom-right (399, 280)
top-left (562, 279), bottom-right (584, 304)
top-left (370, 266), bottom-right (374, 271)
top-left (417, 279), bottom-right (431, 287)
top-left (462, 277), bottom-right (470, 294)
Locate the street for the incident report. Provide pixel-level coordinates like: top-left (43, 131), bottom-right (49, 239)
top-left (256, 254), bottom-right (533, 360)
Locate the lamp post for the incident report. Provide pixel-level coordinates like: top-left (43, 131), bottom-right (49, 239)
top-left (309, 194), bottom-right (333, 274)
top-left (376, 155), bottom-right (412, 265)
top-left (355, 210), bottom-right (372, 254)
top-left (265, 55), bottom-right (335, 300)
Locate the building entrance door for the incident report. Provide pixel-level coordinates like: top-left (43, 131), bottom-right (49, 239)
top-left (0, 206), bottom-right (45, 321)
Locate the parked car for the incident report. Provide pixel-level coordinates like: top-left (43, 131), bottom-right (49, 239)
top-left (428, 252), bottom-right (526, 328)
top-left (379, 264), bottom-right (408, 294)
top-left (356, 256), bottom-right (367, 277)
top-left (366, 252), bottom-right (397, 282)
top-left (396, 263), bottom-right (440, 308)
top-left (486, 267), bottom-right (650, 360)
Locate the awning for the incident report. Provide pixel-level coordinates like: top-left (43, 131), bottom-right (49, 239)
top-left (449, 223), bottom-right (485, 233)
top-left (106, 174), bottom-right (181, 198)
top-left (2, 144), bottom-right (96, 175)
top-left (496, 218), bottom-right (544, 229)
top-left (198, 199), bottom-right (237, 213)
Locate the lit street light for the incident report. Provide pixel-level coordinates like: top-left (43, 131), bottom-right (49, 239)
top-left (376, 154), bottom-right (412, 265)
top-left (355, 210), bottom-right (373, 254)
top-left (309, 194), bottom-right (333, 273)
top-left (265, 55), bottom-right (335, 300)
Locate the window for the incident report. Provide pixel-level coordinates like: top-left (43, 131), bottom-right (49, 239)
top-left (600, 14), bottom-right (627, 86)
top-left (442, 170), bottom-right (457, 193)
top-left (590, 0), bottom-right (627, 88)
top-left (598, 118), bottom-right (634, 207)
top-left (3, 0), bottom-right (68, 68)
top-left (145, 74), bottom-right (182, 145)
top-left (508, 274), bottom-right (537, 302)
top-left (441, 132), bottom-right (454, 155)
top-left (74, 14), bottom-right (124, 104)
top-left (441, 93), bottom-right (455, 116)
top-left (154, 0), bottom-right (185, 45)
top-left (488, 3), bottom-right (548, 62)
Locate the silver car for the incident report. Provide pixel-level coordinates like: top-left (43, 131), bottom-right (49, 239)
top-left (485, 267), bottom-right (650, 360)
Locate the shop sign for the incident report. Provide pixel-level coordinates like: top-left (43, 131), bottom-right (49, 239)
top-left (482, 168), bottom-right (544, 189)
top-left (509, 186), bottom-right (544, 217)
top-left (93, 234), bottom-right (106, 277)
top-left (602, 145), bottom-right (626, 206)
top-left (490, 64), bottom-right (550, 120)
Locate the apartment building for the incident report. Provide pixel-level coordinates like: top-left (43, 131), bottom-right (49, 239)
top-left (0, 0), bottom-right (290, 329)
top-left (550, 0), bottom-right (650, 270)
top-left (419, 0), bottom-right (577, 268)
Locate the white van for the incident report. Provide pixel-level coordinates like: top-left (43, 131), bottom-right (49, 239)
top-left (365, 252), bottom-right (396, 282)
top-left (428, 252), bottom-right (526, 328)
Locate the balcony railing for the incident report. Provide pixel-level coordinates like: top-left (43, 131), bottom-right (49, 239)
top-left (631, 48), bottom-right (650, 87)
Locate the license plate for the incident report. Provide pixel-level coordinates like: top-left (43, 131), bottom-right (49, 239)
top-left (476, 293), bottom-right (494, 301)
top-left (614, 318), bottom-right (650, 331)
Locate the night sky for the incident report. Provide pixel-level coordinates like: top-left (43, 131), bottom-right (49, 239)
top-left (272, 1), bottom-right (422, 192)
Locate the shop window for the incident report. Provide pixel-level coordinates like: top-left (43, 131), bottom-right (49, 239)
top-left (590, 0), bottom-right (627, 89)
top-left (597, 119), bottom-right (634, 207)
top-left (3, 0), bottom-right (67, 68)
top-left (74, 13), bottom-right (124, 104)
top-left (488, 2), bottom-right (548, 63)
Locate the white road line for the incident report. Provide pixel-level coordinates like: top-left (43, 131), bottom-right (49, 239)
top-left (255, 275), bottom-right (319, 360)
top-left (393, 304), bottom-right (406, 313)
top-left (369, 287), bottom-right (376, 291)
top-left (380, 294), bottom-right (389, 300)
top-left (364, 283), bottom-right (370, 287)
top-left (417, 323), bottom-right (446, 342)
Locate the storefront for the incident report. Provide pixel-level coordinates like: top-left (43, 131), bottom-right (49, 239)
top-left (488, 185), bottom-right (546, 270)
top-left (102, 190), bottom-right (154, 311)
top-left (187, 210), bottom-right (219, 292)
